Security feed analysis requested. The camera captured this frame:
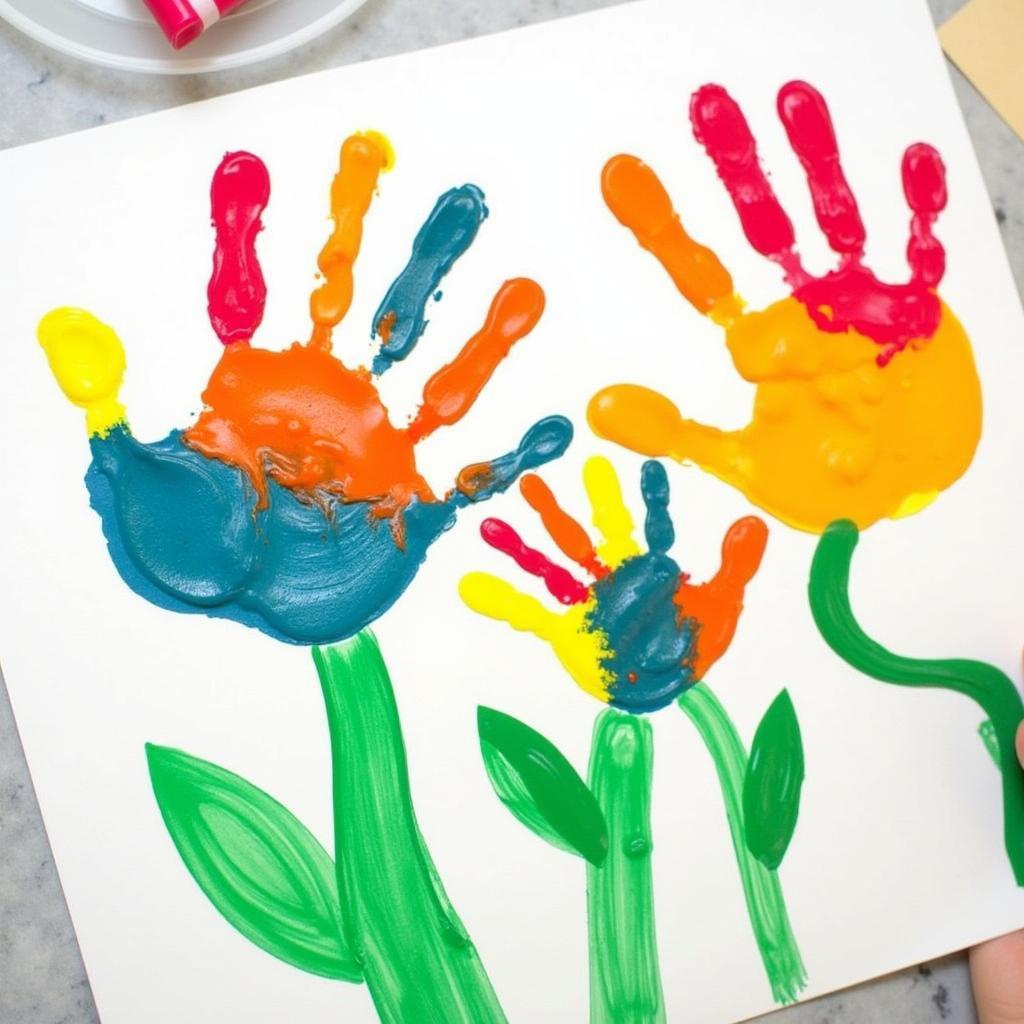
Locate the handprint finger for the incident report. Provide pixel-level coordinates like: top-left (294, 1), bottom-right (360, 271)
top-left (601, 155), bottom-right (740, 324)
top-left (776, 82), bottom-right (865, 258)
top-left (519, 474), bottom-right (607, 579)
top-left (640, 460), bottom-right (674, 555)
top-left (709, 516), bottom-right (769, 591)
top-left (582, 456), bottom-right (640, 568)
top-left (458, 571), bottom-right (563, 640)
top-left (208, 152), bottom-right (270, 346)
top-left (902, 143), bottom-right (947, 288)
top-left (454, 414), bottom-right (573, 504)
top-left (309, 131), bottom-right (393, 350)
top-left (588, 384), bottom-right (743, 478)
top-left (371, 185), bottom-right (488, 375)
top-left (459, 571), bottom-right (611, 702)
top-left (407, 278), bottom-right (545, 443)
top-left (38, 308), bottom-right (127, 437)
top-left (690, 84), bottom-right (808, 287)
top-left (479, 518), bottom-right (589, 605)
top-left (674, 516), bottom-right (767, 678)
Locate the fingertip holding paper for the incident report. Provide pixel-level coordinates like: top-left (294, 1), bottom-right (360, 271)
top-left (143, 0), bottom-right (249, 49)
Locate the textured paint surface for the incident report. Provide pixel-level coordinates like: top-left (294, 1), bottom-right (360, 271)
top-left (39, 132), bottom-right (571, 644)
top-left (478, 706), bottom-right (608, 865)
top-left (810, 520), bottom-right (1024, 884)
top-left (460, 457), bottom-right (765, 712)
top-left (679, 683), bottom-right (807, 1004)
top-left (146, 744), bottom-right (359, 981)
top-left (315, 634), bottom-right (507, 1022)
top-left (591, 81), bottom-right (981, 534)
top-left (372, 184), bottom-right (488, 374)
top-left (587, 709), bottom-right (665, 1024)
top-left (208, 151), bottom-right (270, 346)
top-left (743, 689), bottom-right (805, 870)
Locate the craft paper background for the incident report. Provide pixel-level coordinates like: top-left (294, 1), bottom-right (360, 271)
top-left (1, 0), bottom-right (1023, 1020)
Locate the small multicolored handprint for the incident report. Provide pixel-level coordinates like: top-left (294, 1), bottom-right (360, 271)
top-left (461, 459), bottom-right (807, 1006)
top-left (38, 132), bottom-right (572, 644)
top-left (589, 81), bottom-right (981, 533)
top-left (460, 456), bottom-right (766, 711)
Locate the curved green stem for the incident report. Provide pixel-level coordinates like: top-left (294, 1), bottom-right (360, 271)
top-left (587, 709), bottom-right (665, 1024)
top-left (809, 519), bottom-right (1024, 885)
top-left (679, 684), bottom-right (807, 1004)
top-left (314, 634), bottom-right (507, 1023)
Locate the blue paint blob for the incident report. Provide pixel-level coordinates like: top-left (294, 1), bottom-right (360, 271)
top-left (371, 185), bottom-right (488, 375)
top-left (587, 551), bottom-right (697, 713)
top-left (86, 417), bottom-right (572, 645)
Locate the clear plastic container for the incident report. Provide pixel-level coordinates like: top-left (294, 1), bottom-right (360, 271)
top-left (0, 0), bottom-right (370, 74)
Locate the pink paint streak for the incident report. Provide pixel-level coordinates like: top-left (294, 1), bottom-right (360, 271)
top-left (208, 151), bottom-right (270, 346)
top-left (691, 81), bottom-right (948, 366)
top-left (480, 518), bottom-right (589, 605)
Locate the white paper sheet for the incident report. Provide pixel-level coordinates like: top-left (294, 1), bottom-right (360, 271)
top-left (2, 1), bottom-right (1024, 1021)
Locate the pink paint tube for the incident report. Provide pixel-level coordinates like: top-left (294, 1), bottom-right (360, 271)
top-left (143, 0), bottom-right (250, 49)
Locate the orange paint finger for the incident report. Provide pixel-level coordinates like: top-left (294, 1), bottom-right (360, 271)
top-left (710, 515), bottom-right (768, 590)
top-left (601, 154), bottom-right (739, 321)
top-left (519, 473), bottom-right (607, 579)
top-left (408, 278), bottom-right (545, 443)
top-left (309, 133), bottom-right (390, 350)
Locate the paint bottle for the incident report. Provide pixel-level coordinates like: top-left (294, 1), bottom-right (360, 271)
top-left (142, 0), bottom-right (251, 50)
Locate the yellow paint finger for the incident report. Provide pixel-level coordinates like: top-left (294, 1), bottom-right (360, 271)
top-left (582, 456), bottom-right (640, 567)
top-left (37, 307), bottom-right (127, 438)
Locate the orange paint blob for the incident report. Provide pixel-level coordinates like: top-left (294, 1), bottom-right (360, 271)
top-left (408, 278), bottom-right (545, 443)
top-left (675, 516), bottom-right (767, 678)
top-left (519, 473), bottom-right (607, 578)
top-left (590, 297), bottom-right (981, 532)
top-left (602, 154), bottom-right (741, 323)
top-left (185, 342), bottom-right (432, 514)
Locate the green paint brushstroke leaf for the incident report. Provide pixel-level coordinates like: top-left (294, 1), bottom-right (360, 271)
top-left (477, 706), bottom-right (608, 866)
top-left (742, 690), bottom-right (804, 870)
top-left (146, 744), bottom-right (361, 982)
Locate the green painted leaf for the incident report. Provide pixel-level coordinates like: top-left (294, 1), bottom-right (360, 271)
top-left (146, 744), bottom-right (361, 982)
top-left (742, 690), bottom-right (805, 870)
top-left (477, 707), bottom-right (608, 865)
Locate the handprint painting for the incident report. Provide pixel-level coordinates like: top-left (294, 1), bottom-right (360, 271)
top-left (462, 459), bottom-right (808, 1010)
top-left (590, 81), bottom-right (982, 533)
top-left (38, 132), bottom-right (571, 645)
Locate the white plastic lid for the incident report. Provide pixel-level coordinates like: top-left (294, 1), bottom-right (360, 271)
top-left (0, 0), bottom-right (370, 74)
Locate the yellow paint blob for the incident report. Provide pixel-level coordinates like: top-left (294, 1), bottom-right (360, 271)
top-left (582, 455), bottom-right (640, 568)
top-left (38, 307), bottom-right (127, 437)
top-left (458, 573), bottom-right (613, 702)
top-left (589, 297), bottom-right (981, 533)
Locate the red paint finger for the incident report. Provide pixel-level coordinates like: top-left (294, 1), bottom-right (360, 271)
top-left (777, 81), bottom-right (865, 257)
top-left (690, 84), bottom-right (804, 283)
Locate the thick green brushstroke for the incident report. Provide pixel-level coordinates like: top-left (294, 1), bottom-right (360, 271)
top-left (146, 744), bottom-right (360, 981)
top-left (314, 634), bottom-right (507, 1023)
top-left (980, 719), bottom-right (1001, 767)
top-left (743, 689), bottom-right (805, 870)
top-left (587, 709), bottom-right (665, 1024)
top-left (679, 684), bottom-right (807, 1004)
top-left (478, 706), bottom-right (608, 865)
top-left (809, 519), bottom-right (1024, 885)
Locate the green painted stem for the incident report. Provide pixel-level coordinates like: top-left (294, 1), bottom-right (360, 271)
top-left (809, 519), bottom-right (1024, 886)
top-left (587, 709), bottom-right (666, 1024)
top-left (679, 684), bottom-right (807, 1005)
top-left (314, 635), bottom-right (507, 1024)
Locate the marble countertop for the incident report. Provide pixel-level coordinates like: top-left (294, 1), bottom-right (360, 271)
top-left (0, 1), bottom-right (1020, 1021)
